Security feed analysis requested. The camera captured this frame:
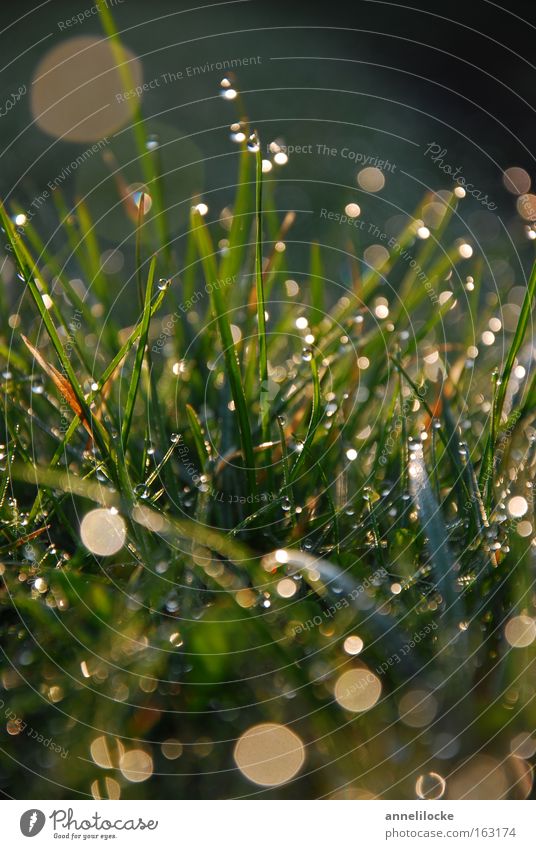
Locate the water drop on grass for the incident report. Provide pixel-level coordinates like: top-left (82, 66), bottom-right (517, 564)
top-left (247, 132), bottom-right (260, 152)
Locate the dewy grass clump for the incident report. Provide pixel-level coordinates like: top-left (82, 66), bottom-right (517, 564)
top-left (1, 12), bottom-right (536, 802)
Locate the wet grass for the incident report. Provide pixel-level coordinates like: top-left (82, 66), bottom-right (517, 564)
top-left (0, 10), bottom-right (535, 802)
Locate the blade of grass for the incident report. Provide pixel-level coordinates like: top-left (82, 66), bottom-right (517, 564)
top-left (191, 207), bottom-right (256, 494)
top-left (309, 241), bottom-right (325, 327)
top-left (277, 415), bottom-right (296, 527)
top-left (479, 260), bottom-right (536, 503)
top-left (96, 0), bottom-right (170, 260)
top-left (408, 442), bottom-right (459, 616)
top-left (0, 200), bottom-right (111, 462)
top-left (291, 355), bottom-right (322, 483)
top-left (253, 142), bottom-right (273, 489)
top-left (121, 255), bottom-right (156, 450)
top-left (219, 142), bottom-right (253, 284)
top-left (186, 403), bottom-right (210, 469)
top-left (26, 284), bottom-right (170, 523)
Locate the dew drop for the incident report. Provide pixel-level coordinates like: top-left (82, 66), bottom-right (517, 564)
top-left (146, 135), bottom-right (159, 151)
top-left (247, 132), bottom-right (260, 153)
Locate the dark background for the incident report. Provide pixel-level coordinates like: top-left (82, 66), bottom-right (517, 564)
top-left (0, 0), bottom-right (534, 271)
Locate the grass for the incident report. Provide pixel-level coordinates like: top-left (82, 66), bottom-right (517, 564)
top-left (0, 16), bottom-right (536, 803)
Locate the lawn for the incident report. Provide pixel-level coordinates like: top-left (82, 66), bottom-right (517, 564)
top-left (0, 2), bottom-right (535, 801)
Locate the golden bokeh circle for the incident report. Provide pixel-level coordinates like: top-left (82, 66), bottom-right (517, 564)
top-left (31, 36), bottom-right (142, 142)
top-left (234, 723), bottom-right (305, 786)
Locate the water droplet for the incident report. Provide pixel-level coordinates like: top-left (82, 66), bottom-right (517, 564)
top-left (146, 135), bottom-right (159, 151)
top-left (228, 120), bottom-right (245, 142)
top-left (302, 347), bottom-right (313, 362)
top-left (170, 433), bottom-right (181, 444)
top-left (281, 497), bottom-right (291, 512)
top-left (247, 132), bottom-right (260, 153)
top-left (134, 484), bottom-right (150, 500)
top-left (220, 84), bottom-right (237, 100)
top-left (157, 278), bottom-right (171, 291)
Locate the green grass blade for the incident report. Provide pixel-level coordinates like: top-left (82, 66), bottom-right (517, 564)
top-left (254, 142), bottom-right (272, 478)
top-left (408, 442), bottom-right (459, 615)
top-left (96, 0), bottom-right (170, 259)
top-left (186, 403), bottom-right (210, 469)
top-left (192, 208), bottom-right (256, 493)
top-left (309, 241), bottom-right (325, 326)
top-left (121, 255), bottom-right (156, 450)
top-left (291, 355), bottom-right (322, 483)
top-left (479, 259), bottom-right (536, 500)
top-left (0, 200), bottom-right (110, 460)
top-left (219, 143), bottom-right (253, 283)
